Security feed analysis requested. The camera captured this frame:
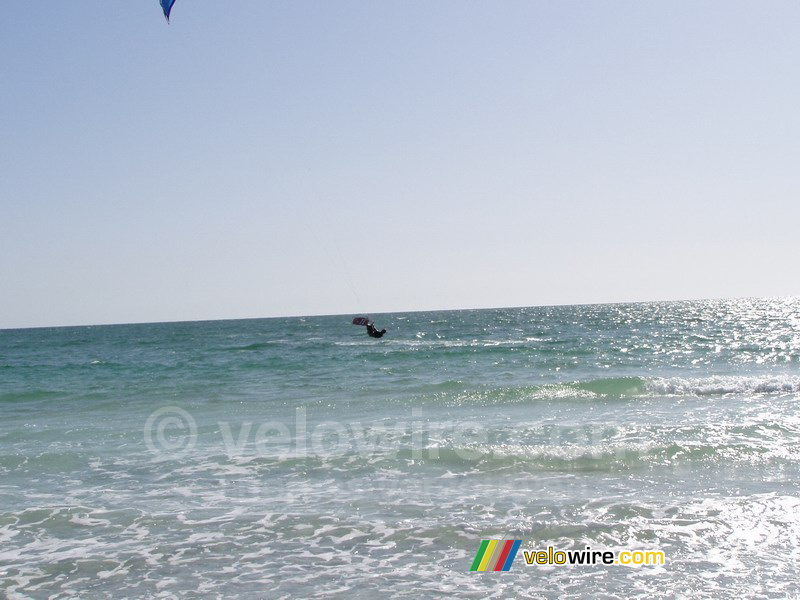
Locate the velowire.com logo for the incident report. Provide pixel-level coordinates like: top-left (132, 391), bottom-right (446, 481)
top-left (470, 540), bottom-right (666, 571)
top-left (470, 540), bottom-right (522, 571)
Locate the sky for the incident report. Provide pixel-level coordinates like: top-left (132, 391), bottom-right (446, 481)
top-left (1, 1), bottom-right (799, 328)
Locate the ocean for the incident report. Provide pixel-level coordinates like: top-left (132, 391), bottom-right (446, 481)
top-left (1, 298), bottom-right (799, 598)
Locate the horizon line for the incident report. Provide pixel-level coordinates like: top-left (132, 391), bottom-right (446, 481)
top-left (1, 294), bottom-right (794, 332)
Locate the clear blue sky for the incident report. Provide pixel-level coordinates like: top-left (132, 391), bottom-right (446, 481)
top-left (2, 1), bottom-right (799, 328)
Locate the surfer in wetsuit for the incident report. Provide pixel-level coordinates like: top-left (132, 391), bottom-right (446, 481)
top-left (366, 322), bottom-right (387, 338)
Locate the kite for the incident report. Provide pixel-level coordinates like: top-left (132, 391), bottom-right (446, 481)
top-left (160, 0), bottom-right (177, 22)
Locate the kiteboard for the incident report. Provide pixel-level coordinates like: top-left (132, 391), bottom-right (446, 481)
top-left (352, 317), bottom-right (370, 326)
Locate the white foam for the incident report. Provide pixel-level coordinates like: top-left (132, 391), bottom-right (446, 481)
top-left (647, 375), bottom-right (800, 397)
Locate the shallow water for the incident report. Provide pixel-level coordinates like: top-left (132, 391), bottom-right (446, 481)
top-left (2, 298), bottom-right (799, 598)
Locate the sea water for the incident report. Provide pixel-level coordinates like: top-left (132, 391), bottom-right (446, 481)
top-left (1, 298), bottom-right (799, 598)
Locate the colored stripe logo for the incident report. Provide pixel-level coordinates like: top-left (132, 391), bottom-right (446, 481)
top-left (470, 539), bottom-right (522, 571)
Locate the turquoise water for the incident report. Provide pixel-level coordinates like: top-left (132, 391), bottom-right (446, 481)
top-left (2, 298), bottom-right (800, 598)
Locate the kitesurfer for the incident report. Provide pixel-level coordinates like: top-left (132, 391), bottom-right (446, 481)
top-left (366, 322), bottom-right (387, 338)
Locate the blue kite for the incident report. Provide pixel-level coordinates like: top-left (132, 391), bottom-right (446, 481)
top-left (160, 0), bottom-right (177, 22)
